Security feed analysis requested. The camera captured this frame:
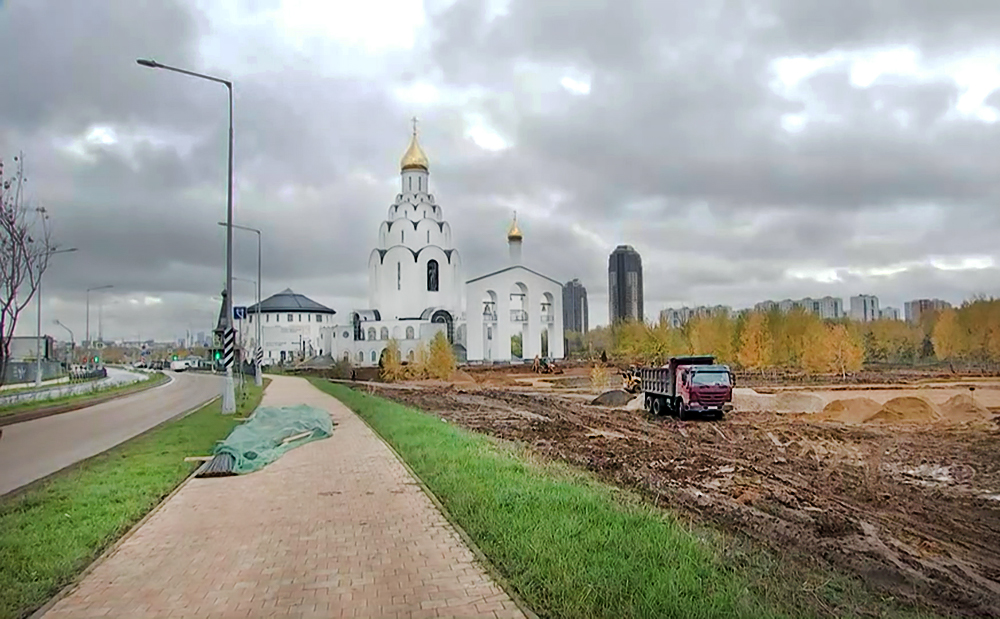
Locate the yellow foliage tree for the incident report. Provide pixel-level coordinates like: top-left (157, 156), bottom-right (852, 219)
top-left (737, 311), bottom-right (772, 372)
top-left (426, 331), bottom-right (456, 380)
top-left (828, 324), bottom-right (864, 377)
top-left (687, 313), bottom-right (734, 362)
top-left (380, 338), bottom-right (405, 382)
top-left (800, 322), bottom-right (835, 374)
top-left (932, 308), bottom-right (963, 360)
top-left (406, 342), bottom-right (430, 379)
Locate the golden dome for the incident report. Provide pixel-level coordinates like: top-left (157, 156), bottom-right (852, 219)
top-left (507, 211), bottom-right (523, 241)
top-left (400, 125), bottom-right (429, 171)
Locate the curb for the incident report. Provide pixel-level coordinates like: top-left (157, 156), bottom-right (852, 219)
top-left (26, 394), bottom-right (223, 619)
top-left (325, 380), bottom-right (540, 619)
top-left (0, 373), bottom-right (173, 428)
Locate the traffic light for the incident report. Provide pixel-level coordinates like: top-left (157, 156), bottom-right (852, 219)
top-left (214, 350), bottom-right (221, 360)
top-left (92, 356), bottom-right (98, 363)
top-left (172, 355), bottom-right (178, 360)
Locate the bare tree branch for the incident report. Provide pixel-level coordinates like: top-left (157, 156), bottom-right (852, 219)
top-left (0, 153), bottom-right (54, 387)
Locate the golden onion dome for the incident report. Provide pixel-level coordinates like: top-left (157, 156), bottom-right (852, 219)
top-left (400, 128), bottom-right (429, 171)
top-left (507, 212), bottom-right (523, 241)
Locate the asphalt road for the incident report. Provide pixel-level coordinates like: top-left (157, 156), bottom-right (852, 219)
top-left (0, 371), bottom-right (221, 496)
top-left (0, 366), bottom-right (150, 407)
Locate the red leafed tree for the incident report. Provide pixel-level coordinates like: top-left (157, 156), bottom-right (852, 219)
top-left (0, 154), bottom-right (54, 387)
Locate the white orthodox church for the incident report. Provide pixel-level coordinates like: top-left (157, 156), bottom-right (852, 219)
top-left (302, 125), bottom-right (566, 367)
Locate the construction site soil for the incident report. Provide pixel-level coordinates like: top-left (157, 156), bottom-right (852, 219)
top-left (360, 379), bottom-right (1000, 617)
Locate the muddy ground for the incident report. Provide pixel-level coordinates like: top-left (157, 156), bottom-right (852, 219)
top-left (363, 382), bottom-right (1000, 617)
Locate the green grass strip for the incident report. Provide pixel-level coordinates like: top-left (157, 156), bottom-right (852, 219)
top-left (313, 380), bottom-right (939, 619)
top-left (0, 379), bottom-right (268, 619)
top-left (0, 373), bottom-right (170, 418)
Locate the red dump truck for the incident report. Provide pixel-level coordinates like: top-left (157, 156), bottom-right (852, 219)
top-left (638, 355), bottom-right (734, 420)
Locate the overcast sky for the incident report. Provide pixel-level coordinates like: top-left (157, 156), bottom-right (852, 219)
top-left (3, 0), bottom-right (1000, 342)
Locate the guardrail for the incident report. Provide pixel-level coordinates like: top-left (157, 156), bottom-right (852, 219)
top-left (0, 369), bottom-right (150, 408)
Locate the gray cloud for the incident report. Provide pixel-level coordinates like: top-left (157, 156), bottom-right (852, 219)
top-left (5, 0), bottom-right (1000, 341)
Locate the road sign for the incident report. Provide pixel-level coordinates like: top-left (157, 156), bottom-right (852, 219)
top-left (222, 328), bottom-right (235, 369)
top-left (233, 306), bottom-right (247, 320)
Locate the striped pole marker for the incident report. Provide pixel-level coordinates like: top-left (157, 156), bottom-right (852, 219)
top-left (255, 346), bottom-right (263, 365)
top-left (223, 327), bottom-right (236, 369)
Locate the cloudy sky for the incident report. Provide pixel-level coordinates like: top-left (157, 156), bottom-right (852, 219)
top-left (3, 0), bottom-right (1000, 342)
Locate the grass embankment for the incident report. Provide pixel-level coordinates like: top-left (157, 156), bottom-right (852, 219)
top-left (0, 372), bottom-right (169, 420)
top-left (313, 380), bottom-right (938, 619)
top-left (0, 379), bottom-right (269, 619)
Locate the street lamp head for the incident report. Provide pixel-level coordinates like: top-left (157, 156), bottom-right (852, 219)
top-left (136, 58), bottom-right (161, 69)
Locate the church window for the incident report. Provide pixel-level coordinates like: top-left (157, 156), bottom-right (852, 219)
top-left (402, 229), bottom-right (405, 243)
top-left (406, 326), bottom-right (415, 339)
top-left (397, 263), bottom-right (401, 291)
top-left (487, 327), bottom-right (493, 340)
top-left (266, 314), bottom-right (270, 322)
top-left (427, 231), bottom-right (430, 243)
top-left (287, 314), bottom-right (293, 322)
top-left (342, 331), bottom-right (349, 339)
top-left (367, 327), bottom-right (376, 341)
top-left (380, 327), bottom-right (389, 340)
top-left (371, 350), bottom-right (377, 363)
top-left (408, 177), bottom-right (412, 190)
top-left (427, 259), bottom-right (439, 292)
top-left (358, 351), bottom-right (364, 363)
top-left (316, 314), bottom-right (323, 323)
top-left (407, 350), bottom-right (414, 362)
top-left (298, 314), bottom-right (302, 322)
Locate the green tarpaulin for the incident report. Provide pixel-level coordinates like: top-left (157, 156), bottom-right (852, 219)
top-left (213, 404), bottom-right (334, 474)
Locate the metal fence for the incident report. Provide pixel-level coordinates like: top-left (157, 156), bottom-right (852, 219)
top-left (3, 360), bottom-right (64, 385)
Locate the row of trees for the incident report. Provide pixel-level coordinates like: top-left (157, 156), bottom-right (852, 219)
top-left (568, 297), bottom-right (1000, 373)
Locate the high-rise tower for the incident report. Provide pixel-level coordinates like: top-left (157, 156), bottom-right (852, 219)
top-left (608, 245), bottom-right (643, 323)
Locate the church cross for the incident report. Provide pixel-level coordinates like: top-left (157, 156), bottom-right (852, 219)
top-left (411, 116), bottom-right (419, 136)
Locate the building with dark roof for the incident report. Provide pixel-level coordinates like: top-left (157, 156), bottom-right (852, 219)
top-left (244, 288), bottom-right (337, 364)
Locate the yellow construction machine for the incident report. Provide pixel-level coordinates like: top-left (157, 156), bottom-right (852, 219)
top-left (621, 366), bottom-right (642, 394)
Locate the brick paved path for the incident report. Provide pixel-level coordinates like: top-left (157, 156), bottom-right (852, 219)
top-left (43, 375), bottom-right (527, 619)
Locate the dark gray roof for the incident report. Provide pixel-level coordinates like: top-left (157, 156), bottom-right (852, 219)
top-left (247, 288), bottom-right (336, 314)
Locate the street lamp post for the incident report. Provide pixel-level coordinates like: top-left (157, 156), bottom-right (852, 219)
top-left (86, 285), bottom-right (113, 366)
top-left (139, 57), bottom-right (236, 413)
top-left (36, 246), bottom-right (78, 386)
top-left (219, 221), bottom-right (261, 387)
top-left (54, 319), bottom-right (74, 367)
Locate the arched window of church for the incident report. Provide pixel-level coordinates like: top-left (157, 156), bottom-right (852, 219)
top-left (427, 259), bottom-right (439, 292)
top-left (406, 326), bottom-right (415, 339)
top-left (401, 229), bottom-right (405, 243)
top-left (408, 177), bottom-right (412, 190)
top-left (427, 230), bottom-right (430, 243)
top-left (407, 350), bottom-right (414, 362)
top-left (371, 350), bottom-right (377, 363)
top-left (367, 327), bottom-right (376, 341)
top-left (380, 327), bottom-right (389, 340)
top-left (358, 351), bottom-right (364, 363)
top-left (397, 263), bottom-right (401, 291)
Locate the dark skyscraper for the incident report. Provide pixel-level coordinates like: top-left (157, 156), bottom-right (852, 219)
top-left (608, 245), bottom-right (643, 323)
top-left (563, 279), bottom-right (589, 333)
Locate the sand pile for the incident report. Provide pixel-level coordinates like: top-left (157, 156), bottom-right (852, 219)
top-left (866, 396), bottom-right (940, 424)
top-left (732, 388), bottom-right (776, 412)
top-left (773, 391), bottom-right (826, 413)
top-left (450, 370), bottom-right (477, 384)
top-left (817, 397), bottom-right (883, 424)
top-left (939, 394), bottom-right (992, 423)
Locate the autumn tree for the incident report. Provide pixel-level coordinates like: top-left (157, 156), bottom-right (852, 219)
top-left (406, 342), bottom-right (430, 379)
top-left (0, 154), bottom-right (56, 387)
top-left (686, 313), bottom-right (734, 362)
top-left (828, 324), bottom-right (864, 377)
top-left (932, 307), bottom-right (963, 361)
top-left (380, 338), bottom-right (405, 382)
top-left (426, 331), bottom-right (456, 380)
top-left (737, 311), bottom-right (772, 373)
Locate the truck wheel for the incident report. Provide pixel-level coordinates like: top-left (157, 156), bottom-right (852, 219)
top-left (714, 410), bottom-right (725, 421)
top-left (644, 395), bottom-right (653, 412)
top-left (651, 397), bottom-right (664, 416)
top-left (679, 403), bottom-right (691, 421)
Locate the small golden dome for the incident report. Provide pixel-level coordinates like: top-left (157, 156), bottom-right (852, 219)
top-left (400, 121), bottom-right (429, 171)
top-left (507, 211), bottom-right (522, 241)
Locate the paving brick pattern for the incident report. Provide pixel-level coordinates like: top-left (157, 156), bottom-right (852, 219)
top-left (43, 376), bottom-right (527, 619)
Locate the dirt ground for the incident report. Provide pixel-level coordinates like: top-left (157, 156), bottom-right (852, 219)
top-left (359, 370), bottom-right (1000, 617)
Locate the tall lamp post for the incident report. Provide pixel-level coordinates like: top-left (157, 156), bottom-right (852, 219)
top-left (86, 285), bottom-right (113, 366)
top-left (218, 221), bottom-right (261, 387)
top-left (54, 319), bottom-right (74, 367)
top-left (36, 246), bottom-right (78, 386)
top-left (139, 57), bottom-right (236, 413)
